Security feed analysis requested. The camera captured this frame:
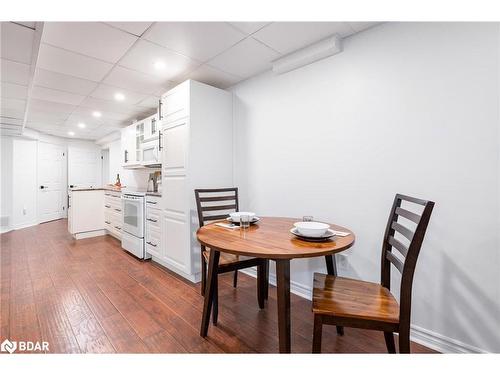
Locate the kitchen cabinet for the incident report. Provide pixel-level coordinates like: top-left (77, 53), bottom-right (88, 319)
top-left (145, 195), bottom-right (162, 258)
top-left (154, 80), bottom-right (233, 282)
top-left (121, 124), bottom-right (138, 167)
top-left (68, 189), bottom-right (105, 239)
top-left (104, 190), bottom-right (122, 239)
top-left (143, 113), bottom-right (159, 141)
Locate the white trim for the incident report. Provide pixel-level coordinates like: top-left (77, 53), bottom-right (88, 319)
top-left (152, 256), bottom-right (201, 283)
top-left (240, 268), bottom-right (490, 354)
top-left (73, 229), bottom-right (106, 240)
top-left (12, 221), bottom-right (39, 231)
top-left (410, 325), bottom-right (488, 354)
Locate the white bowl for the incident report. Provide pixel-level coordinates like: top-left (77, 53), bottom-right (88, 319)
top-left (229, 211), bottom-right (256, 222)
top-left (293, 221), bottom-right (330, 237)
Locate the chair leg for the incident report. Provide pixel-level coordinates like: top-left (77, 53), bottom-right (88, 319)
top-left (384, 332), bottom-right (396, 353)
top-left (233, 270), bottom-right (238, 288)
top-left (312, 314), bottom-right (323, 353)
top-left (264, 259), bottom-right (269, 300)
top-left (201, 252), bottom-right (207, 296)
top-left (257, 262), bottom-right (265, 309)
top-left (212, 276), bottom-right (219, 325)
top-left (399, 328), bottom-right (410, 353)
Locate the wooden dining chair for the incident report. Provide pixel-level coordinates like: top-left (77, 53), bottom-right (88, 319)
top-left (195, 187), bottom-right (269, 325)
top-left (311, 194), bottom-right (434, 353)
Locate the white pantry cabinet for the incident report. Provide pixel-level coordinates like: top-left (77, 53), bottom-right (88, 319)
top-left (154, 80), bottom-right (233, 282)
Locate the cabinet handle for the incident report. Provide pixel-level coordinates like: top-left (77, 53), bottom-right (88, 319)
top-left (158, 130), bottom-right (162, 151)
top-left (146, 201), bottom-right (157, 204)
top-left (114, 208), bottom-right (122, 212)
top-left (158, 99), bottom-right (163, 120)
top-left (124, 150), bottom-right (128, 163)
top-left (105, 221), bottom-right (111, 224)
top-left (105, 205), bottom-right (111, 208)
top-left (146, 218), bottom-right (157, 223)
top-left (147, 241), bottom-right (157, 247)
top-left (114, 226), bottom-right (121, 230)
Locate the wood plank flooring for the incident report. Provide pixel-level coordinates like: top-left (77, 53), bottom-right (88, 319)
top-left (0, 219), bottom-right (435, 354)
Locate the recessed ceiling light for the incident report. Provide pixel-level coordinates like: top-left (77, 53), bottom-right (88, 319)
top-left (154, 60), bottom-right (166, 70)
top-left (92, 111), bottom-right (102, 118)
top-left (78, 123), bottom-right (86, 129)
top-left (114, 92), bottom-right (125, 101)
top-left (68, 131), bottom-right (75, 136)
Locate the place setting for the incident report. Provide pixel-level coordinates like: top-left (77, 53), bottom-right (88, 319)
top-left (290, 216), bottom-right (351, 242)
top-left (215, 211), bottom-right (260, 229)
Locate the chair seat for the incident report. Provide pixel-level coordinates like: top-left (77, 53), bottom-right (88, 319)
top-left (203, 249), bottom-right (241, 265)
top-left (312, 273), bottom-right (400, 325)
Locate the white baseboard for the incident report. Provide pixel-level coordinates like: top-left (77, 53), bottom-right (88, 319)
top-left (151, 256), bottom-right (201, 283)
top-left (240, 268), bottom-right (489, 354)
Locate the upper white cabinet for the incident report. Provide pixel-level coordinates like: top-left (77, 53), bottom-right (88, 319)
top-left (122, 113), bottom-right (162, 168)
top-left (154, 80), bottom-right (233, 282)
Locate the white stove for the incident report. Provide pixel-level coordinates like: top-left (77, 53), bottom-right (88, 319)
top-left (121, 189), bottom-right (150, 259)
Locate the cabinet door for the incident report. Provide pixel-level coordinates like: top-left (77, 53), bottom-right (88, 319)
top-left (160, 83), bottom-right (188, 124)
top-left (162, 213), bottom-right (188, 272)
top-left (162, 119), bottom-right (188, 174)
top-left (122, 125), bottom-right (136, 164)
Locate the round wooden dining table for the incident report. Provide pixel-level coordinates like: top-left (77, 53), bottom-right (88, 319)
top-left (196, 216), bottom-right (355, 353)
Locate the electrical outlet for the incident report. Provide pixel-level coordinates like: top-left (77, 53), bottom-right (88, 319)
top-left (337, 253), bottom-right (349, 269)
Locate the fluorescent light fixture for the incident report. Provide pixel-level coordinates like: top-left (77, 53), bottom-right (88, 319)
top-left (154, 60), bottom-right (166, 70)
top-left (78, 122), bottom-right (86, 129)
top-left (272, 34), bottom-right (343, 75)
top-left (68, 131), bottom-right (75, 136)
top-left (92, 111), bottom-right (102, 118)
top-left (114, 92), bottom-right (125, 101)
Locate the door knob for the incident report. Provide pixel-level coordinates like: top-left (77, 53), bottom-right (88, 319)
top-left (40, 185), bottom-right (46, 189)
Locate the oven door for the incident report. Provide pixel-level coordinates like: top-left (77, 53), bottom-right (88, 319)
top-left (122, 195), bottom-right (144, 238)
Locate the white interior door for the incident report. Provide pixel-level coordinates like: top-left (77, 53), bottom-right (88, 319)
top-left (68, 146), bottom-right (102, 189)
top-left (38, 142), bottom-right (65, 223)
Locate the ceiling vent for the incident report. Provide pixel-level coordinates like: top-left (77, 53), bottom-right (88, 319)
top-left (272, 34), bottom-right (343, 75)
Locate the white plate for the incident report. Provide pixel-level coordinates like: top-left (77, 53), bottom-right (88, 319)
top-left (226, 216), bottom-right (260, 225)
top-left (293, 221), bottom-right (330, 237)
top-left (290, 227), bottom-right (335, 241)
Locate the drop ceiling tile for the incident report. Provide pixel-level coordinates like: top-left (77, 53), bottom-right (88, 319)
top-left (136, 95), bottom-right (160, 109)
top-left (1, 82), bottom-right (28, 100)
top-left (37, 43), bottom-right (114, 82)
top-left (119, 40), bottom-right (199, 82)
top-left (0, 116), bottom-right (23, 126)
top-left (79, 97), bottom-right (137, 118)
top-left (1, 97), bottom-right (26, 111)
top-left (27, 111), bottom-right (69, 124)
top-left (252, 22), bottom-right (353, 55)
top-left (143, 22), bottom-right (246, 62)
top-left (0, 22), bottom-right (35, 64)
top-left (0, 107), bottom-right (25, 118)
top-left (29, 98), bottom-right (76, 115)
top-left (208, 38), bottom-right (279, 78)
top-left (34, 68), bottom-right (98, 96)
top-left (185, 64), bottom-right (242, 89)
top-left (347, 22), bottom-right (381, 33)
top-left (228, 22), bottom-right (270, 35)
top-left (1, 59), bottom-right (30, 85)
top-left (104, 22), bottom-right (153, 37)
top-left (42, 22), bottom-right (138, 63)
top-left (90, 83), bottom-right (148, 106)
top-left (103, 65), bottom-right (172, 95)
top-left (31, 86), bottom-right (86, 106)
top-left (13, 22), bottom-right (36, 29)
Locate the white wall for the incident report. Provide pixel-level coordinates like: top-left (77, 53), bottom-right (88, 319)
top-left (11, 138), bottom-right (38, 229)
top-left (1, 136), bottom-right (13, 231)
top-left (231, 22), bottom-right (500, 353)
top-left (1, 131), bottom-right (101, 229)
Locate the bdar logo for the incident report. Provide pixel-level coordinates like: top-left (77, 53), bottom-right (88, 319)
top-left (1, 339), bottom-right (17, 354)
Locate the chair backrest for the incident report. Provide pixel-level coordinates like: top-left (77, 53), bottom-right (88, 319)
top-left (380, 194), bottom-right (434, 325)
top-left (194, 188), bottom-right (239, 227)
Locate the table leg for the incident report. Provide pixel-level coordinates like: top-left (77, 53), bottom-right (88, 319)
top-left (200, 249), bottom-right (220, 337)
top-left (325, 255), bottom-right (344, 336)
top-left (276, 259), bottom-right (291, 353)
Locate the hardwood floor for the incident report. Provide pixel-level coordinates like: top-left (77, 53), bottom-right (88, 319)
top-left (0, 219), bottom-right (436, 354)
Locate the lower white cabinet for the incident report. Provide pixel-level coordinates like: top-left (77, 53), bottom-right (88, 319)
top-left (162, 212), bottom-right (189, 274)
top-left (104, 190), bottom-right (122, 239)
top-left (145, 195), bottom-right (162, 259)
